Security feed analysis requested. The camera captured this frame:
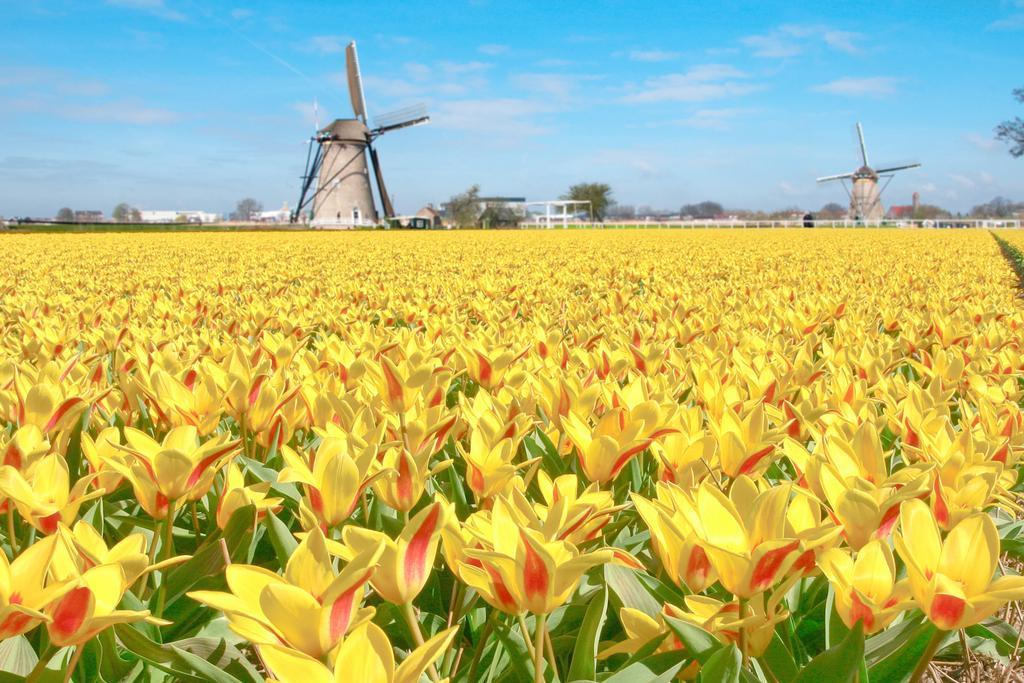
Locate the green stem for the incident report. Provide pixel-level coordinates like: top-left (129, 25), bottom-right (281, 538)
top-left (6, 508), bottom-right (18, 554)
top-left (155, 499), bottom-right (177, 619)
top-left (518, 612), bottom-right (536, 659)
top-left (63, 646), bottom-right (82, 683)
top-left (738, 598), bottom-right (749, 668)
top-left (402, 602), bottom-right (440, 683)
top-left (466, 610), bottom-right (498, 682)
top-left (533, 613), bottom-right (547, 683)
top-left (25, 644), bottom-right (56, 683)
top-left (909, 629), bottom-right (947, 683)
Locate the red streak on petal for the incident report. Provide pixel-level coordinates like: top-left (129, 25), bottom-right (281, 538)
top-left (875, 505), bottom-right (901, 539)
top-left (750, 541), bottom-right (799, 592)
top-left (930, 594), bottom-right (966, 630)
top-left (738, 445), bottom-right (775, 476)
top-left (403, 505), bottom-right (441, 592)
top-left (686, 546), bottom-right (711, 587)
top-left (51, 587), bottom-right (91, 640)
top-left (849, 592), bottom-right (876, 630)
top-left (44, 398), bottom-right (82, 433)
top-left (521, 532), bottom-right (550, 602)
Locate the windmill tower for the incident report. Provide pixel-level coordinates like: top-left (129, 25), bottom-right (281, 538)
top-left (293, 41), bottom-right (429, 227)
top-left (817, 123), bottom-right (920, 222)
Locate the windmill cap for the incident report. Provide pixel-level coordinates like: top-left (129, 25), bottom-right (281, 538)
top-left (320, 118), bottom-right (371, 141)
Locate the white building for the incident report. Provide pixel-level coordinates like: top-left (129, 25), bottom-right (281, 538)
top-left (139, 210), bottom-right (221, 224)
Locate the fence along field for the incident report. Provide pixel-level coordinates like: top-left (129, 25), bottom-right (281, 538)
top-left (0, 228), bottom-right (1022, 682)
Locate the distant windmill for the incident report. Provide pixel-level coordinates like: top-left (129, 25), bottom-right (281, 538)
top-left (293, 41), bottom-right (429, 227)
top-left (817, 123), bottom-right (920, 221)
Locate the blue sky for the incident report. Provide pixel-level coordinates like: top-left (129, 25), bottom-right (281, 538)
top-left (2, 0), bottom-right (1023, 217)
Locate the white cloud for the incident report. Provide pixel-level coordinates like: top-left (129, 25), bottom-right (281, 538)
top-left (431, 98), bottom-right (557, 137)
top-left (57, 80), bottom-right (110, 97)
top-left (229, 8), bottom-right (253, 20)
top-left (404, 62), bottom-right (431, 81)
top-left (919, 182), bottom-right (938, 193)
top-left (304, 35), bottom-right (347, 55)
top-left (742, 24), bottom-right (863, 58)
top-left (622, 64), bottom-right (758, 103)
top-left (812, 76), bottom-right (899, 97)
top-left (821, 30), bottom-right (861, 54)
top-left (674, 108), bottom-right (746, 130)
top-left (439, 61), bottom-right (492, 75)
top-left (105, 0), bottom-right (185, 21)
top-left (948, 173), bottom-right (976, 189)
top-left (478, 43), bottom-right (509, 56)
top-left (509, 73), bottom-right (601, 101)
top-left (628, 50), bottom-right (681, 62)
top-left (63, 100), bottom-right (181, 125)
top-left (988, 13), bottom-right (1024, 30)
top-left (965, 132), bottom-right (999, 151)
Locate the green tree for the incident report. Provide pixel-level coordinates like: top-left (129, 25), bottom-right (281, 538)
top-left (562, 182), bottom-right (613, 221)
top-left (680, 201), bottom-right (724, 219)
top-left (444, 185), bottom-right (481, 228)
top-left (55, 207), bottom-right (74, 222)
top-left (231, 198), bottom-right (263, 221)
top-left (996, 87), bottom-right (1024, 157)
top-left (112, 202), bottom-right (141, 222)
top-left (479, 203), bottom-right (521, 228)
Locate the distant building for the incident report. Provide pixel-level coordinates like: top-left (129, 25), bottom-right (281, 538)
top-left (139, 210), bottom-right (221, 224)
top-left (887, 192), bottom-right (921, 220)
top-left (256, 204), bottom-right (291, 223)
top-left (416, 204), bottom-right (443, 228)
top-left (74, 210), bottom-right (104, 222)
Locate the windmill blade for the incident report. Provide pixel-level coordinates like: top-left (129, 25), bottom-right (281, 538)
top-left (372, 104), bottom-right (430, 135)
top-left (367, 142), bottom-right (395, 218)
top-left (874, 162), bottom-right (922, 175)
top-left (346, 41), bottom-right (368, 123)
top-left (856, 122), bottom-right (870, 167)
top-left (313, 97), bottom-right (320, 130)
top-left (816, 172), bottom-right (856, 183)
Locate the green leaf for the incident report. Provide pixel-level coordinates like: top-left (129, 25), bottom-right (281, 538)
top-left (603, 658), bottom-right (684, 683)
top-left (663, 616), bottom-right (722, 665)
top-left (794, 621), bottom-right (864, 683)
top-left (759, 632), bottom-right (798, 682)
top-left (264, 509), bottom-right (298, 570)
top-left (567, 587), bottom-right (608, 682)
top-left (867, 619), bottom-right (945, 683)
top-left (0, 636), bottom-right (38, 676)
top-left (699, 643), bottom-right (741, 683)
top-left (604, 564), bottom-right (662, 620)
top-left (160, 504), bottom-right (256, 610)
top-left (525, 428), bottom-right (567, 476)
top-left (171, 646), bottom-right (245, 683)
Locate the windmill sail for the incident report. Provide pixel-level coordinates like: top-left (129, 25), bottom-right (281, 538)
top-left (368, 144), bottom-right (395, 218)
top-left (346, 41), bottom-right (368, 123)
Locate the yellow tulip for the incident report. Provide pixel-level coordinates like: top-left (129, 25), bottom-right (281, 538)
top-left (561, 407), bottom-right (670, 485)
top-left (47, 563), bottom-right (164, 647)
top-left (112, 425), bottom-right (239, 514)
top-left (280, 435), bottom-right (387, 530)
top-left (260, 621), bottom-right (457, 683)
top-left (0, 454), bottom-right (103, 534)
top-left (340, 501), bottom-right (450, 606)
top-left (633, 483), bottom-right (717, 593)
top-left (708, 402), bottom-right (782, 479)
top-left (189, 527), bottom-right (383, 658)
top-left (215, 461), bottom-right (283, 529)
top-left (894, 499), bottom-right (1024, 631)
top-left (0, 424), bottom-right (49, 470)
top-left (459, 501), bottom-right (612, 615)
top-left (818, 540), bottom-right (911, 633)
top-left (0, 535), bottom-right (73, 639)
top-left (680, 477), bottom-right (801, 599)
top-left (665, 592), bottom-right (788, 658)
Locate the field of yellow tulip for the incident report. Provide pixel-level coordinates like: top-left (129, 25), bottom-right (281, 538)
top-left (0, 228), bottom-right (1022, 682)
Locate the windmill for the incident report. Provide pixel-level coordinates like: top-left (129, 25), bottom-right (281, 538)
top-left (292, 41), bottom-right (429, 227)
top-left (816, 123), bottom-right (920, 222)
